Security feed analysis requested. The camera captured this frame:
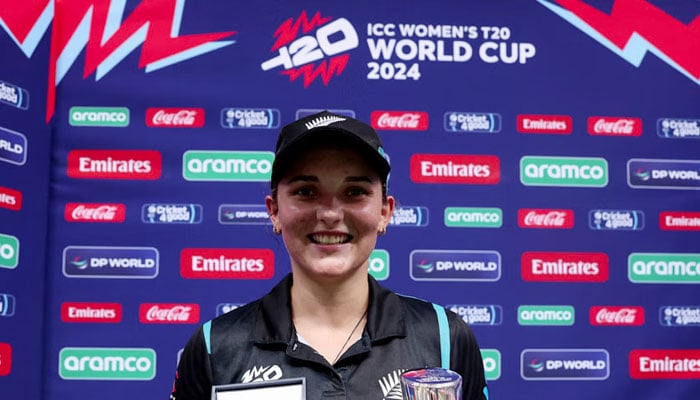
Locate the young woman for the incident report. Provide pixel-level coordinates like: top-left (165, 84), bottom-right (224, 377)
top-left (170, 111), bottom-right (488, 400)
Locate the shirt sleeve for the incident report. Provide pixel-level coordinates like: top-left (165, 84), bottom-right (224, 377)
top-left (447, 309), bottom-right (489, 400)
top-left (170, 326), bottom-right (214, 400)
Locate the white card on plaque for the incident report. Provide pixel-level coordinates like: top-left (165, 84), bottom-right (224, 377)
top-left (211, 377), bottom-right (306, 400)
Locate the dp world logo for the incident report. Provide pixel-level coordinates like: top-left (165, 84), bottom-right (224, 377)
top-left (521, 349), bottom-right (609, 380)
top-left (410, 250), bottom-right (500, 282)
top-left (59, 348), bottom-right (155, 380)
top-left (520, 156), bottom-right (608, 187)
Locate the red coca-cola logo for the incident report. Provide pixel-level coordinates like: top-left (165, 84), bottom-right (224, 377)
top-left (590, 306), bottom-right (645, 326)
top-left (588, 117), bottom-right (642, 136)
top-left (65, 203), bottom-right (126, 222)
top-left (371, 111), bottom-right (429, 130)
top-left (139, 303), bottom-right (200, 324)
top-left (146, 108), bottom-right (205, 127)
top-left (518, 209), bottom-right (574, 228)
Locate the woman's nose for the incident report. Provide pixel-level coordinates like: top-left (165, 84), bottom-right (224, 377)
top-left (316, 196), bottom-right (343, 223)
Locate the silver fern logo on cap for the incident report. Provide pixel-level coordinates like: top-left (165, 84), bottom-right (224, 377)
top-left (304, 115), bottom-right (346, 130)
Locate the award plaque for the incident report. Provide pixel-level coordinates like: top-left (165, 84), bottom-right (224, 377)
top-left (211, 377), bottom-right (306, 400)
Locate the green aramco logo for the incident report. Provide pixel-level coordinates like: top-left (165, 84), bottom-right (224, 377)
top-left (520, 156), bottom-right (608, 187)
top-left (183, 150), bottom-right (274, 181)
top-left (59, 348), bottom-right (156, 380)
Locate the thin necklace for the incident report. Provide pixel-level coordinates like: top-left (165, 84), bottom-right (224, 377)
top-left (332, 309), bottom-right (368, 364)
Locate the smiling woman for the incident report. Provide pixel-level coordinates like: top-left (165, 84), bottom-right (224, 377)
top-left (170, 111), bottom-right (488, 400)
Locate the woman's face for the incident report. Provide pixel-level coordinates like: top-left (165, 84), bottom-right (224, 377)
top-left (266, 144), bottom-right (394, 282)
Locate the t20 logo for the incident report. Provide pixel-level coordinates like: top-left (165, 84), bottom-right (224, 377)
top-left (261, 11), bottom-right (359, 86)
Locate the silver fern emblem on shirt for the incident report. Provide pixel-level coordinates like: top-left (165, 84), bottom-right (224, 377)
top-left (304, 115), bottom-right (346, 130)
top-left (378, 369), bottom-right (405, 400)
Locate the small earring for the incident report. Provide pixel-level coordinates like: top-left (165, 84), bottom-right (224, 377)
top-left (273, 225), bottom-right (282, 235)
top-left (378, 226), bottom-right (386, 236)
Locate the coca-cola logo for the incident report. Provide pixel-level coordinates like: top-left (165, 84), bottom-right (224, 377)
top-left (590, 306), bottom-right (645, 326)
top-left (139, 303), bottom-right (200, 324)
top-left (146, 108), bottom-right (205, 127)
top-left (371, 111), bottom-right (429, 130)
top-left (518, 209), bottom-right (574, 229)
top-left (588, 117), bottom-right (642, 136)
top-left (65, 203), bottom-right (126, 222)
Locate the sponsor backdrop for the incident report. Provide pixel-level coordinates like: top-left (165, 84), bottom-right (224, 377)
top-left (1, 1), bottom-right (699, 399)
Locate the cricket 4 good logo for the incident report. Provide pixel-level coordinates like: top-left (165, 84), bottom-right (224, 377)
top-left (216, 303), bottom-right (243, 317)
top-left (521, 156), bottom-right (608, 187)
top-left (0, 126), bottom-right (27, 166)
top-left (517, 114), bottom-right (572, 134)
top-left (62, 246), bottom-right (159, 279)
top-left (445, 112), bottom-right (501, 133)
top-left (446, 304), bottom-right (503, 326)
top-left (371, 111), bottom-right (429, 131)
top-left (59, 347), bottom-right (156, 380)
top-left (481, 349), bottom-right (501, 381)
top-left (538, 0), bottom-right (699, 87)
top-left (261, 11), bottom-right (359, 87)
top-left (67, 150), bottom-right (162, 180)
top-left (660, 306), bottom-right (700, 327)
top-left (628, 159), bottom-right (700, 190)
top-left (590, 306), bottom-right (645, 326)
top-left (659, 211), bottom-right (700, 231)
top-left (146, 108), bottom-right (204, 127)
top-left (521, 349), bottom-right (609, 380)
top-left (588, 116), bottom-right (642, 136)
top-left (522, 252), bottom-right (609, 282)
top-left (411, 154), bottom-right (500, 184)
top-left (628, 253), bottom-right (700, 284)
top-left (0, 186), bottom-right (22, 211)
top-left (0, 293), bottom-right (16, 317)
top-left (518, 209), bottom-right (574, 229)
top-left (139, 303), bottom-right (200, 324)
top-left (657, 118), bottom-right (700, 139)
top-left (0, 233), bottom-right (19, 270)
top-left (142, 204), bottom-right (202, 224)
top-left (65, 203), bottom-right (126, 223)
top-left (0, 1), bottom-right (236, 121)
top-left (445, 207), bottom-right (502, 228)
top-left (410, 250), bottom-right (501, 282)
top-left (69, 107), bottom-right (129, 127)
top-left (0, 80), bottom-right (29, 110)
top-left (368, 249), bottom-right (390, 281)
top-left (0, 343), bottom-right (11, 376)
top-left (630, 349), bottom-right (700, 379)
top-left (183, 151), bottom-right (274, 181)
top-left (590, 209), bottom-right (644, 231)
top-left (180, 248), bottom-right (274, 279)
top-left (518, 305), bottom-right (575, 326)
top-left (389, 206), bottom-right (429, 227)
top-left (221, 108), bottom-right (281, 129)
top-left (61, 302), bottom-right (122, 323)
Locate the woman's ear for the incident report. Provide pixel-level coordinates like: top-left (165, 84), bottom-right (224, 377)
top-left (380, 195), bottom-right (396, 229)
top-left (265, 195), bottom-right (279, 227)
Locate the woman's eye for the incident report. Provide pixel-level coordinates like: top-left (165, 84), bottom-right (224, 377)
top-left (294, 187), bottom-right (315, 197)
top-left (347, 187), bottom-right (368, 197)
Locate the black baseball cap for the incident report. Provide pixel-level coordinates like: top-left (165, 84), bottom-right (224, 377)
top-left (270, 111), bottom-right (391, 188)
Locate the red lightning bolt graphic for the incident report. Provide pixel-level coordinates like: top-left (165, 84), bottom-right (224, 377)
top-left (0, 0), bottom-right (236, 121)
top-left (271, 10), bottom-right (331, 51)
top-left (553, 0), bottom-right (699, 81)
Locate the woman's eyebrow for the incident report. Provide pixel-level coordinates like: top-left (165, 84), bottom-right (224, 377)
top-left (286, 175), bottom-right (318, 184)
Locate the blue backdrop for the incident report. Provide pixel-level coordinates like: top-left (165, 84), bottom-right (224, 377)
top-left (1, 1), bottom-right (699, 399)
